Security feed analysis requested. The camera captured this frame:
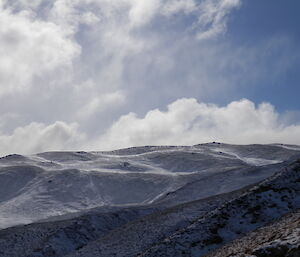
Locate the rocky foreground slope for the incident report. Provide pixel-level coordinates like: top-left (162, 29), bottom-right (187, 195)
top-left (205, 210), bottom-right (300, 257)
top-left (0, 143), bottom-right (299, 257)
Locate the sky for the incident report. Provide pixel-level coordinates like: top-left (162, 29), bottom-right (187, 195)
top-left (0, 0), bottom-right (300, 155)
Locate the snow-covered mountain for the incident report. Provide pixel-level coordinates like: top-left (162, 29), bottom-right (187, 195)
top-left (0, 143), bottom-right (299, 257)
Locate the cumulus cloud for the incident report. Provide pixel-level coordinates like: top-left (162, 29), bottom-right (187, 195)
top-left (95, 98), bottom-right (300, 150)
top-left (0, 7), bottom-right (80, 94)
top-left (0, 121), bottom-right (85, 155)
top-left (1, 98), bottom-right (300, 155)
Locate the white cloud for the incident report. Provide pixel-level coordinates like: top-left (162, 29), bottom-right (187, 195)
top-left (95, 98), bottom-right (300, 150)
top-left (0, 121), bottom-right (85, 155)
top-left (127, 0), bottom-right (161, 27)
top-left (161, 0), bottom-right (197, 16)
top-left (0, 0), bottom-right (242, 124)
top-left (0, 7), bottom-right (80, 95)
top-left (0, 98), bottom-right (299, 156)
top-left (74, 89), bottom-right (125, 120)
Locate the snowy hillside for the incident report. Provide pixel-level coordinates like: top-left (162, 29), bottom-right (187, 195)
top-left (0, 143), bottom-right (299, 257)
top-left (0, 143), bottom-right (297, 229)
top-left (137, 159), bottom-right (300, 257)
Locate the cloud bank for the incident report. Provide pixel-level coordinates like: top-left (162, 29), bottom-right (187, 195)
top-left (0, 122), bottom-right (85, 155)
top-left (1, 98), bottom-right (299, 155)
top-left (95, 98), bottom-right (300, 150)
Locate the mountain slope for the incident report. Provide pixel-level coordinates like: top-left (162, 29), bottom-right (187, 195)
top-left (137, 159), bottom-right (300, 257)
top-left (205, 209), bottom-right (300, 257)
top-left (0, 143), bottom-right (299, 257)
top-left (0, 143), bottom-right (298, 229)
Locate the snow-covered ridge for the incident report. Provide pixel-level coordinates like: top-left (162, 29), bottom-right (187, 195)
top-left (0, 143), bottom-right (299, 229)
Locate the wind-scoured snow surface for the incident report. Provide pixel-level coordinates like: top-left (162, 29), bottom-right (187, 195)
top-left (0, 143), bottom-right (294, 229)
top-left (0, 143), bottom-right (299, 257)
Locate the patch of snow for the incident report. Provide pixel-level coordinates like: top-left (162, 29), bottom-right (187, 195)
top-left (212, 147), bottom-right (282, 166)
top-left (272, 143), bottom-right (300, 151)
